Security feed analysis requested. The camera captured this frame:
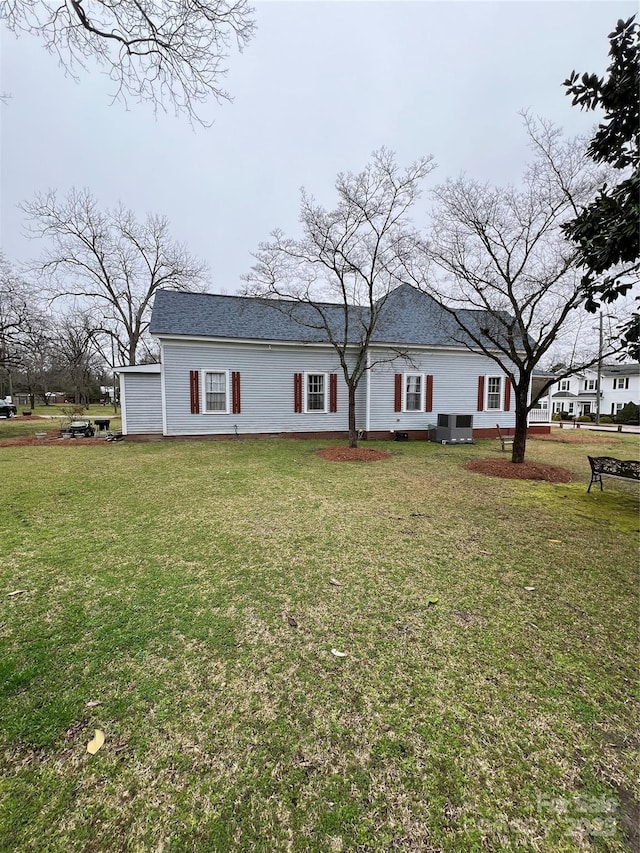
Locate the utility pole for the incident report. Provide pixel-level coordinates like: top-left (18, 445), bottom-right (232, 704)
top-left (110, 334), bottom-right (118, 415)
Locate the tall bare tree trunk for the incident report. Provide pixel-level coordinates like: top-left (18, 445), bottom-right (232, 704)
top-left (348, 384), bottom-right (358, 448)
top-left (512, 387), bottom-right (529, 463)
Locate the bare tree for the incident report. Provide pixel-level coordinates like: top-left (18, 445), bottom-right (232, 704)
top-left (244, 148), bottom-right (436, 448)
top-left (0, 253), bottom-right (39, 396)
top-left (0, 0), bottom-right (255, 122)
top-left (22, 189), bottom-right (208, 366)
top-left (405, 117), bottom-right (623, 463)
top-left (51, 311), bottom-right (103, 404)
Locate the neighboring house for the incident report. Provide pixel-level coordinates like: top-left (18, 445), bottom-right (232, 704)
top-left (117, 284), bottom-right (547, 440)
top-left (528, 369), bottom-right (556, 422)
top-left (543, 363), bottom-right (639, 418)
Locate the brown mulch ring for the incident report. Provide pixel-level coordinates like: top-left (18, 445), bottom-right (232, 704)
top-left (530, 430), bottom-right (617, 444)
top-left (0, 430), bottom-right (101, 447)
top-left (464, 458), bottom-right (574, 483)
top-left (316, 446), bottom-right (391, 462)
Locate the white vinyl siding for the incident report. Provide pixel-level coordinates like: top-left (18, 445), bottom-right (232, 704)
top-left (368, 349), bottom-right (517, 432)
top-left (120, 372), bottom-right (163, 434)
top-left (160, 340), bottom-right (363, 436)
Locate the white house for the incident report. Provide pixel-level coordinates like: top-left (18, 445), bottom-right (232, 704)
top-left (545, 363), bottom-right (639, 419)
top-left (117, 284), bottom-right (549, 441)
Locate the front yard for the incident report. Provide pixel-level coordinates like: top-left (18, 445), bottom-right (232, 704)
top-left (0, 433), bottom-right (638, 851)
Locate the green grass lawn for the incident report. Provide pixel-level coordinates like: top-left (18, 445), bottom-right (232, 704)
top-left (0, 434), bottom-right (638, 852)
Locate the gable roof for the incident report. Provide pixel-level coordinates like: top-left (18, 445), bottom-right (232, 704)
top-left (600, 363), bottom-right (639, 377)
top-left (150, 284), bottom-right (521, 351)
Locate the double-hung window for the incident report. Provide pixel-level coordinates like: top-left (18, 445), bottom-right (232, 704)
top-left (404, 374), bottom-right (423, 411)
top-left (305, 373), bottom-right (327, 413)
top-left (613, 377), bottom-right (629, 390)
top-left (204, 371), bottom-right (229, 413)
top-left (584, 379), bottom-right (596, 390)
top-left (486, 376), bottom-right (502, 410)
top-left (559, 380), bottom-right (570, 392)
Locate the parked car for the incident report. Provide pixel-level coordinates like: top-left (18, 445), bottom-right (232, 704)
top-left (0, 399), bottom-right (17, 418)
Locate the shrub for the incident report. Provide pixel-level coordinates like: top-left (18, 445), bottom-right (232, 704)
top-left (616, 401), bottom-right (639, 425)
top-left (600, 416), bottom-right (613, 424)
top-left (577, 415), bottom-right (591, 422)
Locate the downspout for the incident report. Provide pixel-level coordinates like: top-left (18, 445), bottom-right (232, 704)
top-left (365, 349), bottom-right (371, 434)
top-left (160, 341), bottom-right (168, 436)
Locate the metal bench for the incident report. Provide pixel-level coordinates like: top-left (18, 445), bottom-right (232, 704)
top-left (587, 456), bottom-right (640, 492)
top-left (496, 424), bottom-right (514, 452)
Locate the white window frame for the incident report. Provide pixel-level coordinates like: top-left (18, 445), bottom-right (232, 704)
top-left (304, 372), bottom-right (328, 414)
top-left (613, 377), bottom-right (629, 390)
top-left (584, 379), bottom-right (596, 391)
top-left (559, 379), bottom-right (570, 391)
top-left (203, 370), bottom-right (230, 414)
top-left (403, 373), bottom-right (424, 412)
top-left (486, 376), bottom-right (503, 411)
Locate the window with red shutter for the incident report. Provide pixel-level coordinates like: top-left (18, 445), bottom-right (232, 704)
top-left (394, 374), bottom-right (402, 412)
top-left (294, 373), bottom-right (302, 413)
top-left (477, 376), bottom-right (485, 411)
top-left (189, 370), bottom-right (200, 414)
top-left (425, 375), bottom-right (433, 412)
top-left (503, 378), bottom-right (511, 412)
top-left (329, 373), bottom-right (338, 413)
top-left (232, 371), bottom-right (241, 414)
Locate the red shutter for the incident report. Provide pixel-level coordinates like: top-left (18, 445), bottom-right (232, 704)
top-left (294, 373), bottom-right (302, 413)
top-left (425, 375), bottom-right (433, 413)
top-left (232, 371), bottom-right (241, 415)
top-left (503, 378), bottom-right (511, 412)
top-left (394, 374), bottom-right (402, 412)
top-left (477, 376), bottom-right (485, 412)
top-left (329, 373), bottom-right (338, 413)
top-left (190, 370), bottom-right (200, 414)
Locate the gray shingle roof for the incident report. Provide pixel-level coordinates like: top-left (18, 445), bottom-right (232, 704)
top-left (601, 363), bottom-right (639, 377)
top-left (150, 284), bottom-right (521, 350)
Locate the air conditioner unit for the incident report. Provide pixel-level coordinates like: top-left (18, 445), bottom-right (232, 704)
top-left (434, 413), bottom-right (474, 444)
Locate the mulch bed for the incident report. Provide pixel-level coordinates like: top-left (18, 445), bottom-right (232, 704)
top-left (0, 430), bottom-right (101, 448)
top-left (530, 431), bottom-right (617, 444)
top-left (464, 458), bottom-right (574, 483)
top-left (316, 446), bottom-right (391, 462)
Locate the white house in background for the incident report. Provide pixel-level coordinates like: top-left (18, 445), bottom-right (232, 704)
top-left (543, 363), bottom-right (639, 418)
top-left (117, 284), bottom-right (549, 441)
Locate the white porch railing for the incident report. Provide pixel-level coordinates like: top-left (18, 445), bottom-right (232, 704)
top-left (528, 408), bottom-right (551, 424)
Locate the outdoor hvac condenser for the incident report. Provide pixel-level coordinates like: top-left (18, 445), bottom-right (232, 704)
top-left (434, 413), bottom-right (474, 444)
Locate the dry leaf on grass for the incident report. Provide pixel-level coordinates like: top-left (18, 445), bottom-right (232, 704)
top-left (329, 578), bottom-right (343, 587)
top-left (426, 596), bottom-right (439, 605)
top-left (524, 587), bottom-right (536, 592)
top-left (85, 700), bottom-right (102, 708)
top-left (87, 730), bottom-right (105, 755)
top-left (330, 649), bottom-right (347, 657)
top-left (548, 539), bottom-right (562, 544)
top-left (285, 614), bottom-right (298, 628)
top-left (7, 590), bottom-right (26, 597)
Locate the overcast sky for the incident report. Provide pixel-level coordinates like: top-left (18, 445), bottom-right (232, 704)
top-left (0, 1), bottom-right (636, 296)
